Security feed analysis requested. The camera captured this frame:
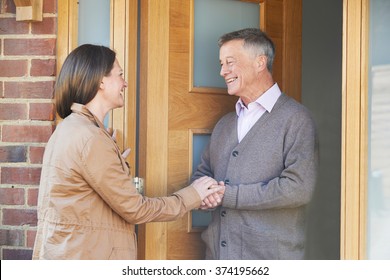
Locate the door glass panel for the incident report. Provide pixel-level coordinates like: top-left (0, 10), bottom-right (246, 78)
top-left (191, 134), bottom-right (211, 229)
top-left (78, 0), bottom-right (111, 127)
top-left (194, 0), bottom-right (260, 88)
top-left (78, 0), bottom-right (110, 47)
top-left (367, 0), bottom-right (390, 260)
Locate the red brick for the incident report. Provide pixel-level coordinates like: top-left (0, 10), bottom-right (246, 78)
top-left (43, 0), bottom-right (57, 13)
top-left (3, 249), bottom-right (33, 260)
top-left (31, 17), bottom-right (57, 35)
top-left (2, 125), bottom-right (54, 143)
top-left (26, 230), bottom-right (37, 248)
top-left (0, 60), bottom-right (28, 77)
top-left (4, 81), bottom-right (55, 99)
top-left (4, 38), bottom-right (56, 56)
top-left (0, 103), bottom-right (28, 120)
top-left (0, 18), bottom-right (29, 35)
top-left (29, 102), bottom-right (55, 121)
top-left (1, 167), bottom-right (41, 185)
top-left (0, 188), bottom-right (25, 205)
top-left (31, 59), bottom-right (56, 77)
top-left (27, 187), bottom-right (38, 206)
top-left (2, 0), bottom-right (16, 13)
top-left (0, 146), bottom-right (27, 162)
top-left (3, 208), bottom-right (37, 226)
top-left (0, 229), bottom-right (24, 246)
top-left (29, 146), bottom-right (45, 164)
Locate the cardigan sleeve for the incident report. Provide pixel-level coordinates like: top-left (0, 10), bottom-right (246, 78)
top-left (80, 131), bottom-right (201, 224)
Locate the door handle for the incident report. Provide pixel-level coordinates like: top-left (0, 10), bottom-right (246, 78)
top-left (133, 177), bottom-right (144, 195)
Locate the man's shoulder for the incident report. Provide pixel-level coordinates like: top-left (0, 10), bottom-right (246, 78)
top-left (276, 94), bottom-right (314, 119)
top-left (219, 110), bottom-right (237, 121)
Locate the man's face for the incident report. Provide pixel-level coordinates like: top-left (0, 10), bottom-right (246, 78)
top-left (219, 39), bottom-right (259, 98)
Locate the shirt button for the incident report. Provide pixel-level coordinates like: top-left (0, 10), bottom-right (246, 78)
top-left (232, 151), bottom-right (239, 157)
top-left (224, 179), bottom-right (230, 185)
top-left (221, 241), bottom-right (227, 247)
top-left (221, 210), bottom-right (227, 217)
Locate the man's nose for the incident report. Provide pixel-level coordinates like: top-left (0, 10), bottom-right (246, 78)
top-left (220, 65), bottom-right (229, 77)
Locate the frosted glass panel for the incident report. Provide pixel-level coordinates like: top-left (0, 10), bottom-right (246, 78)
top-left (194, 0), bottom-right (260, 88)
top-left (78, 0), bottom-right (110, 47)
top-left (367, 0), bottom-right (390, 260)
top-left (78, 0), bottom-right (111, 127)
top-left (191, 134), bottom-right (211, 228)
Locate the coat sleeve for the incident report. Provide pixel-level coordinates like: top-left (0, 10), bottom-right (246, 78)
top-left (223, 110), bottom-right (319, 211)
top-left (80, 132), bottom-right (201, 224)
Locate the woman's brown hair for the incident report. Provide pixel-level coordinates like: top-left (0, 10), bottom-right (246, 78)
top-left (55, 44), bottom-right (116, 119)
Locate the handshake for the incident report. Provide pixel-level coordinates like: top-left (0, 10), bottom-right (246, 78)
top-left (190, 176), bottom-right (225, 210)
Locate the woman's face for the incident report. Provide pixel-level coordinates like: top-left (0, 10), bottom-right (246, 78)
top-left (100, 59), bottom-right (128, 110)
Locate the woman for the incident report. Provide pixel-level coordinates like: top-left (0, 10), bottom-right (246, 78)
top-left (32, 44), bottom-right (222, 260)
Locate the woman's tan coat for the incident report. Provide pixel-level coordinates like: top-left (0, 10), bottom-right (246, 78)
top-left (33, 104), bottom-right (200, 260)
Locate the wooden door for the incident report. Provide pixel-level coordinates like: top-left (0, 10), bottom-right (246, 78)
top-left (137, 0), bottom-right (302, 259)
top-left (166, 1), bottom-right (239, 259)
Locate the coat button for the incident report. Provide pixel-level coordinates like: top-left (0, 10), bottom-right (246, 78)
top-left (221, 210), bottom-right (226, 217)
top-left (232, 150), bottom-right (239, 157)
top-left (221, 241), bottom-right (227, 247)
top-left (224, 179), bottom-right (230, 185)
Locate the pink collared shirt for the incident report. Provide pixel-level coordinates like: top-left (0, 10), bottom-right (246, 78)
top-left (235, 83), bottom-right (282, 142)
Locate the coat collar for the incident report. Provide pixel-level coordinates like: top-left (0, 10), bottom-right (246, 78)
top-left (70, 103), bottom-right (106, 131)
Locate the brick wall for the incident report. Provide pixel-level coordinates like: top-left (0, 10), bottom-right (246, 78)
top-left (0, 0), bottom-right (57, 260)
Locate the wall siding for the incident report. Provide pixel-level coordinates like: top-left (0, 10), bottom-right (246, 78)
top-left (0, 0), bottom-right (57, 260)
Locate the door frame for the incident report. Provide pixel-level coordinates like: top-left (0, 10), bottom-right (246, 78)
top-left (58, 0), bottom-right (382, 260)
top-left (341, 0), bottom-right (369, 260)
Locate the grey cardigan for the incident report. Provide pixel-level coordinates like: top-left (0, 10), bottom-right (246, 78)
top-left (192, 93), bottom-right (319, 260)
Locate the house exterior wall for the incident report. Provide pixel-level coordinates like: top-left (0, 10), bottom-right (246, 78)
top-left (0, 0), bottom-right (57, 260)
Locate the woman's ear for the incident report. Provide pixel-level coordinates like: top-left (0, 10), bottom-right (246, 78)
top-left (100, 80), bottom-right (105, 90)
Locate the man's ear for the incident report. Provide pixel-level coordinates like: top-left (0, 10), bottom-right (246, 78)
top-left (257, 55), bottom-right (267, 71)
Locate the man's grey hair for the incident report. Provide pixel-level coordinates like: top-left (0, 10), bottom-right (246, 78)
top-left (218, 28), bottom-right (275, 72)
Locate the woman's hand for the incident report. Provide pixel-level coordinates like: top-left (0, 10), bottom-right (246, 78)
top-left (191, 176), bottom-right (224, 202)
top-left (108, 128), bottom-right (131, 159)
top-left (200, 181), bottom-right (225, 209)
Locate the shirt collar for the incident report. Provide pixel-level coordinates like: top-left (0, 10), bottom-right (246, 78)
top-left (235, 83), bottom-right (282, 116)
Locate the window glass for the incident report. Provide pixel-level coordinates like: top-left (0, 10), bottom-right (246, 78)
top-left (367, 0), bottom-right (390, 260)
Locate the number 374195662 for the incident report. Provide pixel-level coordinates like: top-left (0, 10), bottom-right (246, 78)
top-left (215, 266), bottom-right (270, 276)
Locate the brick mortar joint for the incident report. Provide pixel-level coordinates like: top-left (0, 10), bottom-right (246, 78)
top-left (0, 77), bottom-right (56, 82)
top-left (0, 161), bottom-right (43, 166)
top-left (0, 204), bottom-right (38, 210)
top-left (0, 225), bottom-right (37, 229)
top-left (0, 184), bottom-right (41, 188)
top-left (0, 13), bottom-right (58, 19)
top-left (0, 119), bottom-right (55, 124)
top-left (0, 99), bottom-right (55, 103)
top-left (0, 55), bottom-right (56, 59)
top-left (0, 144), bottom-right (46, 148)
